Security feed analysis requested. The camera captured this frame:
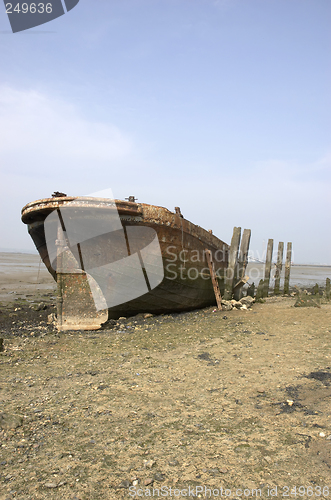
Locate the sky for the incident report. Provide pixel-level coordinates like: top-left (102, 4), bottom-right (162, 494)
top-left (0, 0), bottom-right (330, 264)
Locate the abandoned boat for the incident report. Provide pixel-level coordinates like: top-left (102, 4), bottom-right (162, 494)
top-left (21, 195), bottom-right (229, 329)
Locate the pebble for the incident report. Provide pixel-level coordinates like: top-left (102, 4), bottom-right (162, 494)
top-left (144, 459), bottom-right (156, 468)
top-left (44, 482), bottom-right (58, 488)
top-left (319, 432), bottom-right (326, 437)
top-left (118, 479), bottom-right (131, 488)
top-left (239, 296), bottom-right (254, 307)
top-left (0, 413), bottom-right (23, 430)
top-left (35, 303), bottom-right (47, 311)
top-left (153, 472), bottom-right (165, 482)
top-left (47, 313), bottom-right (56, 324)
top-left (197, 352), bottom-right (211, 361)
top-left (144, 478), bottom-right (154, 486)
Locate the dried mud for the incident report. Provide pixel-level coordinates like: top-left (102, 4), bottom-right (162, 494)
top-left (0, 294), bottom-right (331, 499)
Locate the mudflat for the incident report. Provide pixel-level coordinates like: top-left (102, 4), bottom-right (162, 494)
top-left (0, 287), bottom-right (330, 499)
top-left (0, 253), bottom-right (56, 305)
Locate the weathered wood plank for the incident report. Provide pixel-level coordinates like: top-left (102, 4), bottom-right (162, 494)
top-left (274, 241), bottom-right (284, 295)
top-left (263, 239), bottom-right (274, 297)
top-left (233, 275), bottom-right (249, 293)
top-left (326, 278), bottom-right (331, 300)
top-left (234, 228), bottom-right (251, 300)
top-left (255, 279), bottom-right (264, 301)
top-left (284, 242), bottom-right (292, 295)
top-left (224, 227), bottom-right (241, 300)
top-left (205, 249), bottom-right (222, 310)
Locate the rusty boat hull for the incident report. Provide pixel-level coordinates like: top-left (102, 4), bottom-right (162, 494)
top-left (21, 197), bottom-right (229, 323)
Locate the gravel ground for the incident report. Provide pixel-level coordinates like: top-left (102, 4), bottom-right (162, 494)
top-left (0, 293), bottom-right (331, 500)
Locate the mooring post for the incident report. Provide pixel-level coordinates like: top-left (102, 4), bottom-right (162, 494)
top-left (274, 241), bottom-right (284, 295)
top-left (234, 228), bottom-right (251, 300)
top-left (326, 278), bottom-right (330, 300)
top-left (284, 242), bottom-right (292, 295)
top-left (247, 282), bottom-right (255, 297)
top-left (263, 239), bottom-right (273, 297)
top-left (224, 227), bottom-right (241, 300)
top-left (256, 279), bottom-right (264, 301)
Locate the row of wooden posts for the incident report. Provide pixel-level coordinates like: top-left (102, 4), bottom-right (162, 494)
top-left (261, 239), bottom-right (293, 297)
top-left (206, 228), bottom-right (293, 309)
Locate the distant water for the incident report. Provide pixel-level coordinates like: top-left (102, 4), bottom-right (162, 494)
top-left (246, 262), bottom-right (331, 289)
top-left (0, 252), bottom-right (43, 275)
top-left (0, 253), bottom-right (330, 289)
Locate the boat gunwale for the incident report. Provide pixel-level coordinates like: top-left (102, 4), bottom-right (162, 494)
top-left (21, 196), bottom-right (143, 223)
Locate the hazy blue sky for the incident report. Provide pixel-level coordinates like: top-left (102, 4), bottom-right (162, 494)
top-left (0, 0), bottom-right (330, 263)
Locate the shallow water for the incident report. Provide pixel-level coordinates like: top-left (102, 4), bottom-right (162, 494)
top-left (0, 252), bottom-right (42, 275)
top-left (246, 262), bottom-right (331, 288)
top-left (0, 253), bottom-right (330, 289)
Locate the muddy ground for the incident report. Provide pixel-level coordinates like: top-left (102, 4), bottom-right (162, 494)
top-left (0, 292), bottom-right (331, 500)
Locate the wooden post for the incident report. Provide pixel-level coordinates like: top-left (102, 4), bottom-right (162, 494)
top-left (263, 239), bottom-right (273, 297)
top-left (326, 278), bottom-right (330, 300)
top-left (284, 242), bottom-right (292, 295)
top-left (234, 228), bottom-right (251, 300)
top-left (205, 249), bottom-right (222, 310)
top-left (247, 282), bottom-right (255, 298)
top-left (224, 227), bottom-right (241, 300)
top-left (274, 242), bottom-right (284, 295)
top-left (255, 279), bottom-right (264, 301)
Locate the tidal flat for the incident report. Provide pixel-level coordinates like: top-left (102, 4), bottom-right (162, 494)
top-left (0, 253), bottom-right (331, 499)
